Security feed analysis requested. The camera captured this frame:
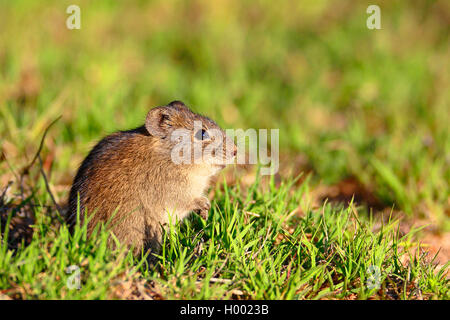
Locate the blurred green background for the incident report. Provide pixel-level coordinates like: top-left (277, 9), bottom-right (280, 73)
top-left (0, 0), bottom-right (449, 228)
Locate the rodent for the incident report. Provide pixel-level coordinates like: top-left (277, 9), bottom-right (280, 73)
top-left (67, 101), bottom-right (236, 256)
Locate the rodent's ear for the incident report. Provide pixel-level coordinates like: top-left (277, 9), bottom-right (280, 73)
top-left (145, 107), bottom-right (173, 138)
top-left (167, 100), bottom-right (187, 109)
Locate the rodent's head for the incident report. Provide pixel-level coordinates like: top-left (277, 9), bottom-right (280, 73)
top-left (145, 101), bottom-right (236, 174)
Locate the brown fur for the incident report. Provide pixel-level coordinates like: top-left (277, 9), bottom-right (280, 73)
top-left (67, 101), bottom-right (236, 256)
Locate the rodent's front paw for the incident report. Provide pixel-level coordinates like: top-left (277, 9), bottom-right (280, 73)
top-left (193, 197), bottom-right (210, 219)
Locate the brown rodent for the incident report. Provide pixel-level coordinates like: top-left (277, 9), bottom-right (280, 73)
top-left (67, 101), bottom-right (236, 255)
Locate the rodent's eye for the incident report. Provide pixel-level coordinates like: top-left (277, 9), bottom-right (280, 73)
top-left (195, 129), bottom-right (209, 140)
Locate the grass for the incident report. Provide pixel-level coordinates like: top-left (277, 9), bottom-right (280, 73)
top-left (0, 174), bottom-right (448, 299)
top-left (0, 0), bottom-right (449, 299)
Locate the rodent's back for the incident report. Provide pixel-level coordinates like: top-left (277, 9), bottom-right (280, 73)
top-left (67, 126), bottom-right (154, 229)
